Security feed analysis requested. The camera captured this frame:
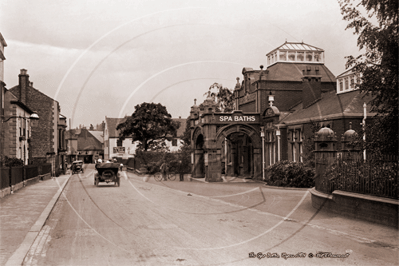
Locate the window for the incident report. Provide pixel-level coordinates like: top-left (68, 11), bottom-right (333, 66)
top-left (345, 78), bottom-right (349, 90)
top-left (288, 52), bottom-right (296, 61)
top-left (172, 138), bottom-right (177, 146)
top-left (292, 143), bottom-right (296, 162)
top-left (279, 51), bottom-right (286, 61)
top-left (306, 52), bottom-right (313, 61)
top-left (314, 52), bottom-right (321, 62)
top-left (297, 52), bottom-right (304, 61)
top-left (350, 76), bottom-right (355, 88)
top-left (339, 79), bottom-right (343, 91)
top-left (267, 56), bottom-right (270, 65)
top-left (117, 139), bottom-right (122, 147)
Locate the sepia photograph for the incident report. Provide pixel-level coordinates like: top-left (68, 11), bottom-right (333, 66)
top-left (0, 0), bottom-right (398, 265)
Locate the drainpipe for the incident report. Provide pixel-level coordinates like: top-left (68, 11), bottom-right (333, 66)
top-left (363, 102), bottom-right (367, 161)
top-left (261, 126), bottom-right (265, 180)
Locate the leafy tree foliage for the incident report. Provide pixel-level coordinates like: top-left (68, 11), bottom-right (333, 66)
top-left (339, 0), bottom-right (398, 154)
top-left (181, 115), bottom-right (191, 146)
top-left (205, 83), bottom-right (235, 112)
top-left (117, 103), bottom-right (180, 151)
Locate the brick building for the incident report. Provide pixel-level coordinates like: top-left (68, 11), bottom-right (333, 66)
top-left (189, 42), bottom-right (374, 182)
top-left (9, 69), bottom-right (67, 175)
top-left (2, 90), bottom-right (35, 164)
top-left (0, 32), bottom-right (7, 163)
top-left (66, 128), bottom-right (103, 164)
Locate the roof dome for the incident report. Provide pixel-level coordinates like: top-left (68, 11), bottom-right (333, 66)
top-left (315, 127), bottom-right (336, 141)
top-left (342, 129), bottom-right (358, 142)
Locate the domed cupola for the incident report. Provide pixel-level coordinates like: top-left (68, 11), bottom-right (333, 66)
top-left (314, 126), bottom-right (337, 151)
top-left (341, 122), bottom-right (360, 152)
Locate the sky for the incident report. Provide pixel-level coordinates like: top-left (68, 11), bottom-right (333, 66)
top-left (1, 0), bottom-right (360, 128)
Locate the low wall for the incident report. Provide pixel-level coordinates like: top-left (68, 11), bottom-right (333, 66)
top-left (311, 188), bottom-right (399, 228)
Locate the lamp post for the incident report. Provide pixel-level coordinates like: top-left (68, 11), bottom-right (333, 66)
top-left (1, 112), bottom-right (39, 165)
top-left (260, 126), bottom-right (265, 180)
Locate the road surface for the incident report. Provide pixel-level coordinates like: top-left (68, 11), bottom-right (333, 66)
top-left (22, 164), bottom-right (398, 265)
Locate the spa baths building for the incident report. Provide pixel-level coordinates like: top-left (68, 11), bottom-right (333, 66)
top-left (188, 42), bottom-right (371, 182)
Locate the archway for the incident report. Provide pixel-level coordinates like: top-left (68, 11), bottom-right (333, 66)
top-left (217, 124), bottom-right (261, 179)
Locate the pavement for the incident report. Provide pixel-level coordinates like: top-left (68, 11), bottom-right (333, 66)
top-left (0, 173), bottom-right (71, 266)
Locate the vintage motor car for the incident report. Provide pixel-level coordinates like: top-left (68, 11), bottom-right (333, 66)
top-left (71, 160), bottom-right (84, 174)
top-left (94, 162), bottom-right (120, 187)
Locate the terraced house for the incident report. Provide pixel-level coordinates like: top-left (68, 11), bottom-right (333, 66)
top-left (9, 69), bottom-right (67, 175)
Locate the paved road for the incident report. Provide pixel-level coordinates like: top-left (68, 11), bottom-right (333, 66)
top-left (21, 165), bottom-right (398, 265)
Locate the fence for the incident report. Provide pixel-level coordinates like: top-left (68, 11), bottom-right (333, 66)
top-left (0, 163), bottom-right (52, 190)
top-left (0, 167), bottom-right (10, 190)
top-left (325, 155), bottom-right (398, 199)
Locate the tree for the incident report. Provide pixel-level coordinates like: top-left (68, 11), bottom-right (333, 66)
top-left (339, 0), bottom-right (398, 154)
top-left (205, 83), bottom-right (235, 112)
top-left (117, 103), bottom-right (180, 151)
top-left (181, 115), bottom-right (191, 146)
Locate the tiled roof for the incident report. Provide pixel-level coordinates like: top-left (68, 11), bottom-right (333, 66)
top-left (105, 117), bottom-right (127, 138)
top-left (77, 129), bottom-right (102, 151)
top-left (279, 90), bottom-right (374, 125)
top-left (266, 63), bottom-right (336, 82)
top-left (89, 130), bottom-right (104, 143)
top-left (173, 118), bottom-right (187, 138)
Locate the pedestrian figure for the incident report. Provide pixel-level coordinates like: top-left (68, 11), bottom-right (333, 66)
top-left (178, 160), bottom-right (184, 181)
top-left (160, 160), bottom-right (168, 181)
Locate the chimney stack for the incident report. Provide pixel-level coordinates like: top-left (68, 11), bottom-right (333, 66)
top-left (301, 67), bottom-right (322, 109)
top-left (18, 69), bottom-right (29, 105)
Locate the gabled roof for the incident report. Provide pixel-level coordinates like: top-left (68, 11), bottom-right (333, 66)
top-left (77, 129), bottom-right (102, 151)
top-left (173, 118), bottom-right (186, 138)
top-left (89, 130), bottom-right (104, 143)
top-left (105, 117), bottom-right (127, 138)
top-left (279, 90), bottom-right (375, 125)
top-left (336, 67), bottom-right (356, 78)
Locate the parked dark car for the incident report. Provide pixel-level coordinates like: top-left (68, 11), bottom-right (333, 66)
top-left (94, 162), bottom-right (120, 187)
top-left (71, 160), bottom-right (84, 174)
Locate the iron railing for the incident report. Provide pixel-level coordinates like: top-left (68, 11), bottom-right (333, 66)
top-left (326, 155), bottom-right (398, 199)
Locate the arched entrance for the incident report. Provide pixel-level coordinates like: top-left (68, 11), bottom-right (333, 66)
top-left (223, 132), bottom-right (253, 177)
top-left (217, 124), bottom-right (261, 179)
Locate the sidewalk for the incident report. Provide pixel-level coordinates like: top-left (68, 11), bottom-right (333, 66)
top-left (0, 173), bottom-right (71, 266)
